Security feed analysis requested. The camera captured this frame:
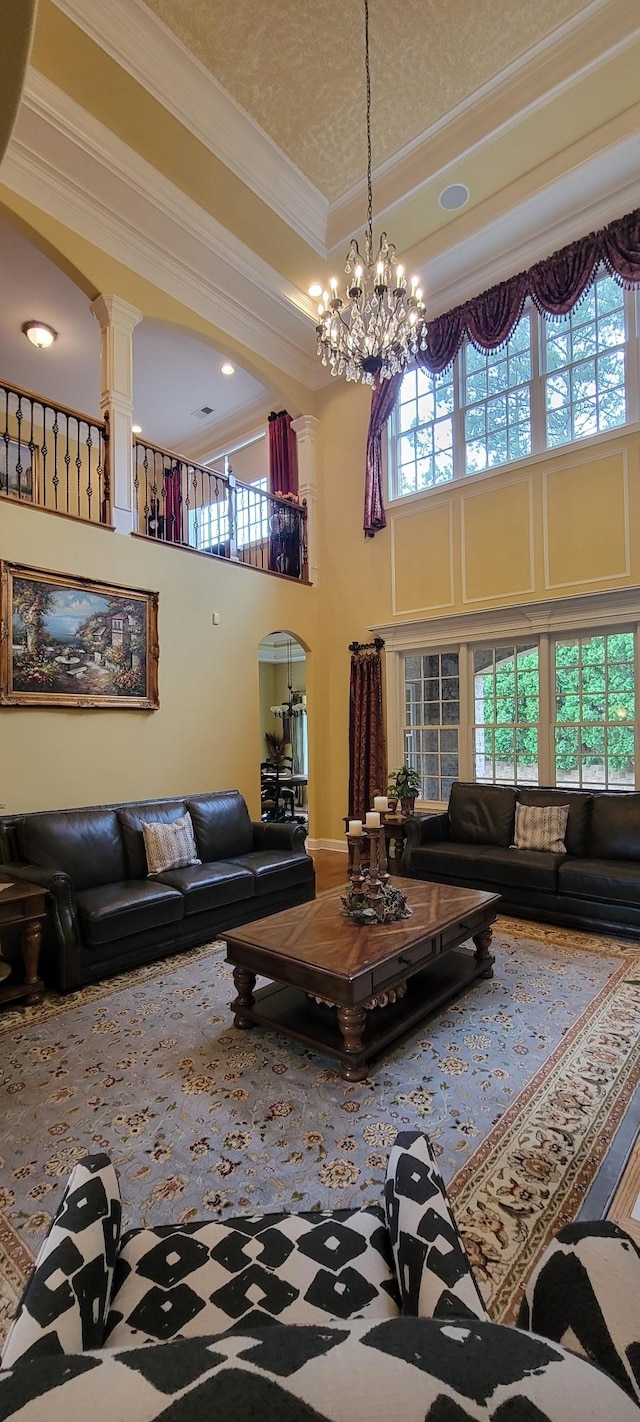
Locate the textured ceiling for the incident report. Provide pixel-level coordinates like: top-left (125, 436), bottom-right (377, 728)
top-left (141, 0), bottom-right (591, 200)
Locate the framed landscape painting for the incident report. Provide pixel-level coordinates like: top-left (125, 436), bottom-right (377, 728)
top-left (0, 562), bottom-right (159, 709)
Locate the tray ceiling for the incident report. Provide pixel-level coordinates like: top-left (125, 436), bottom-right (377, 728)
top-left (141, 0), bottom-right (590, 201)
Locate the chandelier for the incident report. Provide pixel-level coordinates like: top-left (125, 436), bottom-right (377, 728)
top-left (313, 0), bottom-right (427, 385)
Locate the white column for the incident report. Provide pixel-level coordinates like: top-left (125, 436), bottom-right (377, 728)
top-left (291, 414), bottom-right (319, 585)
top-left (91, 294), bottom-right (143, 534)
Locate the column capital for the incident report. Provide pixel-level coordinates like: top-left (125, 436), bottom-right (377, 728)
top-left (291, 414), bottom-right (319, 442)
top-left (91, 294), bottom-right (143, 335)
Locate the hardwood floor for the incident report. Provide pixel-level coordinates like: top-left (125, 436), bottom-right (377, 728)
top-left (607, 1134), bottom-right (640, 1244)
top-left (310, 848), bottom-right (349, 892)
top-left (308, 847), bottom-right (640, 1227)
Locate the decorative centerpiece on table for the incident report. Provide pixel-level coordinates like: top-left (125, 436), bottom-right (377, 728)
top-left (342, 802), bottom-right (412, 925)
top-left (387, 766), bottom-right (422, 816)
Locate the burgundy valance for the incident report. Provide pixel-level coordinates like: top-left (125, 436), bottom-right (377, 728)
top-left (364, 207), bottom-right (640, 537)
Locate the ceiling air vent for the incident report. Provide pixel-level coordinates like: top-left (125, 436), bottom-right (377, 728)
top-left (191, 405), bottom-right (215, 419)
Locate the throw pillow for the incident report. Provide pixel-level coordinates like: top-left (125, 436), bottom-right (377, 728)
top-left (513, 802), bottom-right (570, 853)
top-left (142, 813), bottom-right (201, 875)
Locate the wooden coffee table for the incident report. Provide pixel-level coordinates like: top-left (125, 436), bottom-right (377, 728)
top-left (224, 878), bottom-right (500, 1081)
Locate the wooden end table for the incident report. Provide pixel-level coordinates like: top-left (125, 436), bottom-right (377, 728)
top-left (225, 878), bottom-right (499, 1081)
top-left (0, 876), bottom-right (47, 1008)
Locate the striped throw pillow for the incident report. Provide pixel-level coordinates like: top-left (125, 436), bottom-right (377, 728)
top-left (142, 813), bottom-right (201, 875)
top-left (513, 802), bottom-right (569, 853)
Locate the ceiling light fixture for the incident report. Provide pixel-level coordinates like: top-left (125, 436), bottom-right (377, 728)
top-left (307, 283), bottom-right (323, 299)
top-left (312, 0), bottom-right (426, 385)
top-left (132, 424), bottom-right (142, 435)
top-left (22, 321), bottom-right (57, 350)
top-left (221, 362), bottom-right (235, 375)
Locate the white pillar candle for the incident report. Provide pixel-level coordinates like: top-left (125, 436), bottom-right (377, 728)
top-left (373, 796), bottom-right (389, 813)
top-left (348, 819), bottom-right (363, 837)
top-left (366, 811), bottom-right (381, 828)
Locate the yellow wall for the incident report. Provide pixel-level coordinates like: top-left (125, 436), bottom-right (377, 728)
top-left (314, 379), bottom-right (640, 842)
top-left (0, 501), bottom-right (318, 821)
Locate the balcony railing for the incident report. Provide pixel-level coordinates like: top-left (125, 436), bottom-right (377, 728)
top-left (1, 379), bottom-right (110, 524)
top-left (134, 439), bottom-right (308, 582)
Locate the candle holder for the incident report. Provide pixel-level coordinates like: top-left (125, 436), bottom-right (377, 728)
top-left (343, 825), bottom-right (412, 925)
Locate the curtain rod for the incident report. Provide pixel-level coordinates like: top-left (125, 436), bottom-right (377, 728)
top-left (349, 637), bottom-right (385, 654)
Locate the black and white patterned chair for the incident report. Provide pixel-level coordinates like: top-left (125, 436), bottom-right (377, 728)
top-left (2, 1133), bottom-right (639, 1420)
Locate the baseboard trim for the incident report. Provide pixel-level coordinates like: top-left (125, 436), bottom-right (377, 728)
top-left (306, 838), bottom-right (348, 853)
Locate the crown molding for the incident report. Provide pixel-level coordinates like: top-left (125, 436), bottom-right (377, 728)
top-left (51, 0), bottom-right (328, 256)
top-left (328, 0), bottom-right (640, 250)
top-left (3, 71), bottom-right (324, 390)
top-left (372, 586), bottom-right (640, 651)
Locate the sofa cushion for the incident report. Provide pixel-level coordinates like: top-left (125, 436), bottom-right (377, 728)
top-left (104, 1207), bottom-right (399, 1345)
top-left (517, 788), bottom-right (592, 858)
top-left (187, 792), bottom-right (254, 862)
top-left (226, 850), bottom-right (314, 896)
top-left (408, 841), bottom-right (563, 892)
top-left (448, 782), bottom-right (516, 848)
top-left (154, 862), bottom-right (255, 916)
top-left (407, 842), bottom-right (487, 879)
top-left (471, 846), bottom-right (565, 892)
top-left (117, 802), bottom-right (188, 879)
top-left (17, 809), bottom-right (127, 891)
top-left (558, 859), bottom-right (640, 908)
top-left (76, 881), bottom-right (184, 947)
top-left (588, 793), bottom-right (640, 861)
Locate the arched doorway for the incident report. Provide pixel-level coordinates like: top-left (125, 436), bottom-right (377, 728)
top-left (258, 632), bottom-right (308, 829)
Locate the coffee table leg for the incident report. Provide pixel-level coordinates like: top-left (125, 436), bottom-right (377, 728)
top-left (472, 926), bottom-right (495, 980)
top-left (20, 918), bottom-right (44, 1006)
top-left (232, 966), bottom-right (257, 1029)
top-left (337, 1005), bottom-right (368, 1082)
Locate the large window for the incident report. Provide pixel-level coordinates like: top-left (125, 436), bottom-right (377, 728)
top-left (189, 477), bottom-right (269, 551)
top-left (389, 274), bottom-right (637, 498)
top-left (554, 632), bottom-right (635, 789)
top-left (404, 652), bottom-right (460, 800)
top-left (544, 280), bottom-right (626, 446)
top-left (473, 644), bottom-right (539, 785)
top-left (401, 622), bottom-right (638, 801)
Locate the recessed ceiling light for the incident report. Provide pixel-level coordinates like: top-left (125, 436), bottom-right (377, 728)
top-left (132, 424), bottom-right (142, 434)
top-left (439, 183), bottom-right (470, 212)
top-left (221, 362), bottom-right (235, 376)
top-left (22, 321), bottom-right (57, 349)
top-left (308, 283), bottom-right (323, 299)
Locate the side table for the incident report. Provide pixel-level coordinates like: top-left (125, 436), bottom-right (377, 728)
top-left (0, 876), bottom-right (48, 1007)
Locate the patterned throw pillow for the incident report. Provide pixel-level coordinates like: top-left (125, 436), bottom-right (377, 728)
top-left (513, 802), bottom-right (570, 853)
top-left (142, 813), bottom-right (201, 875)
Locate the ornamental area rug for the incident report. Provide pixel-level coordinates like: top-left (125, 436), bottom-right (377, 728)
top-left (0, 920), bottom-right (638, 1346)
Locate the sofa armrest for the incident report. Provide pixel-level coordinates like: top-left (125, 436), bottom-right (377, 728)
top-left (1, 863), bottom-right (83, 992)
top-left (404, 813), bottom-right (449, 851)
top-left (252, 821), bottom-right (307, 852)
top-left (1, 1154), bottom-right (121, 1367)
top-left (385, 1131), bottom-right (488, 1321)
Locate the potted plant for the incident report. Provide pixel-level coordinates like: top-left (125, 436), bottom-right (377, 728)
top-left (387, 765), bottom-right (422, 816)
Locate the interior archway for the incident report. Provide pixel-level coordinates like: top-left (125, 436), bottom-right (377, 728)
top-left (258, 631), bottom-right (308, 830)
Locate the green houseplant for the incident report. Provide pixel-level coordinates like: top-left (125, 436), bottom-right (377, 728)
top-left (387, 765), bottom-right (422, 815)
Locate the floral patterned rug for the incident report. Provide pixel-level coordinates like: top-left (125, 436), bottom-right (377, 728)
top-left (0, 916), bottom-right (638, 1344)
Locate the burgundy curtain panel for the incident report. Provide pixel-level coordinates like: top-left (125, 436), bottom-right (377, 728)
top-left (348, 645), bottom-right (387, 819)
top-left (268, 410), bottom-right (298, 497)
top-left (363, 206), bottom-right (640, 536)
top-left (164, 466), bottom-right (183, 543)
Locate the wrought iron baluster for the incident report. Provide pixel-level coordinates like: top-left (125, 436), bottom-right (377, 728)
top-left (75, 417), bottom-right (83, 517)
top-left (85, 420), bottom-right (93, 520)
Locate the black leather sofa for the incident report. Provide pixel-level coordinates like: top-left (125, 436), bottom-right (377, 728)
top-left (401, 780), bottom-right (640, 939)
top-left (0, 792), bottom-right (315, 991)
